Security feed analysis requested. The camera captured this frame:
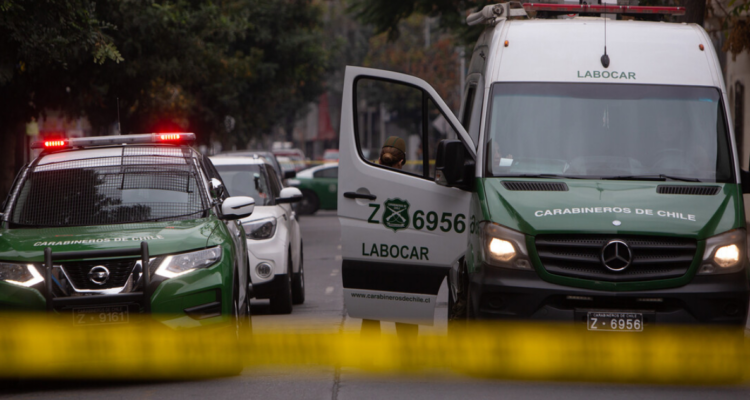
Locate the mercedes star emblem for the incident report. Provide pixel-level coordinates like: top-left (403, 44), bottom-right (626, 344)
top-left (88, 265), bottom-right (110, 285)
top-left (601, 240), bottom-right (632, 272)
top-left (612, 220), bottom-right (621, 226)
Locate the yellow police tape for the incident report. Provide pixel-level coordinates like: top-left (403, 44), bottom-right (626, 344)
top-left (0, 314), bottom-right (748, 384)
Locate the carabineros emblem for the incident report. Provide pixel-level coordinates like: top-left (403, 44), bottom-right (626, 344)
top-left (382, 198), bottom-right (410, 232)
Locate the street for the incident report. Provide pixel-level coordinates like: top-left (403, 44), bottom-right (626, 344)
top-left (0, 211), bottom-right (749, 399)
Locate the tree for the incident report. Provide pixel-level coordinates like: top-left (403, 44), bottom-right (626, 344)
top-left (0, 0), bottom-right (123, 198)
top-left (0, 0), bottom-right (329, 197)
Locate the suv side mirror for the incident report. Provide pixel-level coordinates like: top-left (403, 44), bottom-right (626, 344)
top-left (221, 196), bottom-right (255, 220)
top-left (435, 140), bottom-right (474, 190)
top-left (277, 187), bottom-right (303, 204)
top-left (741, 170), bottom-right (750, 194)
top-left (283, 170), bottom-right (296, 179)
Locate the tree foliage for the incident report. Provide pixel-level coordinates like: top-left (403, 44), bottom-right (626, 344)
top-left (714, 0), bottom-right (750, 59)
top-left (0, 0), bottom-right (329, 195)
top-left (363, 14), bottom-right (461, 112)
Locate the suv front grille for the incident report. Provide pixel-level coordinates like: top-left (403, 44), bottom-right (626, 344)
top-left (60, 259), bottom-right (137, 290)
top-left (534, 234), bottom-right (697, 282)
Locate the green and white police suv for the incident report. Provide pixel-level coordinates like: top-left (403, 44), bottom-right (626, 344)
top-left (0, 133), bottom-right (253, 330)
top-left (338, 3), bottom-right (750, 331)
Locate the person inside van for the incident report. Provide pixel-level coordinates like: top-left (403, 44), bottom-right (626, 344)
top-left (379, 136), bottom-right (406, 169)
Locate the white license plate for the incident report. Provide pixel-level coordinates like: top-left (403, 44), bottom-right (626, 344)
top-left (73, 305), bottom-right (129, 325)
top-left (587, 312), bottom-right (643, 332)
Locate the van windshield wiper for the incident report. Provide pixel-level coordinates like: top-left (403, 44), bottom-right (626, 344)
top-left (508, 174), bottom-right (586, 179)
top-left (602, 174), bottom-right (701, 182)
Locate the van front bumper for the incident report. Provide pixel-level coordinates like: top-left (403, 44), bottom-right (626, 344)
top-left (470, 266), bottom-right (750, 326)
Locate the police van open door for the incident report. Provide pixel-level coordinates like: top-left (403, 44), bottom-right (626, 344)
top-left (338, 66), bottom-right (475, 325)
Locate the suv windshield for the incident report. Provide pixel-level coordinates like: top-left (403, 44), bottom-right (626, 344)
top-left (214, 164), bottom-right (273, 206)
top-left (8, 146), bottom-right (209, 227)
top-left (485, 83), bottom-right (733, 182)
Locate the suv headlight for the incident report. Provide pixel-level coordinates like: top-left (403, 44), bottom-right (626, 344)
top-left (480, 222), bottom-right (532, 270)
top-left (699, 229), bottom-right (746, 275)
top-left (243, 217), bottom-right (277, 240)
top-left (0, 263), bottom-right (44, 287)
top-left (155, 246), bottom-right (222, 279)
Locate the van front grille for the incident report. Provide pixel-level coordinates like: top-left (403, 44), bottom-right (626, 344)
top-left (502, 181), bottom-right (568, 191)
top-left (656, 185), bottom-right (720, 195)
top-left (534, 234), bottom-right (697, 282)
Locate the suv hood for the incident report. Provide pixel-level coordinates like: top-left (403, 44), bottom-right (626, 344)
top-left (0, 218), bottom-right (221, 263)
top-left (482, 179), bottom-right (743, 239)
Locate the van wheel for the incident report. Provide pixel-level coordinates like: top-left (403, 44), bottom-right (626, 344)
top-left (270, 252), bottom-right (293, 314)
top-left (298, 190), bottom-right (319, 215)
top-left (292, 242), bottom-right (305, 305)
top-left (447, 273), bottom-right (467, 336)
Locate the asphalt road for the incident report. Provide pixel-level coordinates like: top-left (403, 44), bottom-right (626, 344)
top-left (2, 211), bottom-right (750, 399)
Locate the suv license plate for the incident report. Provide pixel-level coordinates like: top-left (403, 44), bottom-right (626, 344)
top-left (587, 312), bottom-right (643, 332)
top-left (73, 305), bottom-right (129, 325)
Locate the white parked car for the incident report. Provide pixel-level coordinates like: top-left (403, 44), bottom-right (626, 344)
top-left (210, 157), bottom-right (305, 314)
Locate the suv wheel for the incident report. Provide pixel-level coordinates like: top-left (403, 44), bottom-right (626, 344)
top-left (269, 251), bottom-right (293, 314)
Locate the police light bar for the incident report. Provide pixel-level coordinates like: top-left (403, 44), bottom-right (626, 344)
top-left (522, 3), bottom-right (686, 16)
top-left (31, 133), bottom-right (196, 149)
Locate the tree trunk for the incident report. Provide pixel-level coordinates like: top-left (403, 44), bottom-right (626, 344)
top-left (0, 125), bottom-right (21, 207)
top-left (679, 0), bottom-right (706, 26)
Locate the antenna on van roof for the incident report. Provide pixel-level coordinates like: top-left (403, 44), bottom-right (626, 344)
top-left (601, 3), bottom-right (610, 68)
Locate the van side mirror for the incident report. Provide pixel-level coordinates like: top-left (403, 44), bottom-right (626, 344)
top-left (284, 170), bottom-right (296, 179)
top-left (435, 140), bottom-right (474, 190)
top-left (741, 170), bottom-right (750, 194)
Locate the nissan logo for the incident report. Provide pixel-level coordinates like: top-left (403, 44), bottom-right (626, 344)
top-left (601, 240), bottom-right (632, 272)
top-left (88, 266), bottom-right (110, 285)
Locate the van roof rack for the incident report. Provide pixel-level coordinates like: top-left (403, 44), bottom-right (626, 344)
top-left (467, 2), bottom-right (685, 25)
top-left (523, 3), bottom-right (685, 17)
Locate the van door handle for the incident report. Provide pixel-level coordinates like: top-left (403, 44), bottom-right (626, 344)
top-left (344, 192), bottom-right (376, 201)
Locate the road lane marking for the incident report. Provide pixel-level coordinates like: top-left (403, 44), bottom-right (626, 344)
top-left (335, 255), bottom-right (342, 261)
top-left (325, 286), bottom-right (334, 295)
top-left (330, 269), bottom-right (339, 277)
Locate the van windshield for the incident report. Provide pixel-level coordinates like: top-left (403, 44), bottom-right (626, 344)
top-left (485, 83), bottom-right (733, 182)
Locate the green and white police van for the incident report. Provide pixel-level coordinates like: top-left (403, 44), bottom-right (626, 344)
top-left (338, 3), bottom-right (750, 331)
top-left (0, 133), bottom-right (254, 331)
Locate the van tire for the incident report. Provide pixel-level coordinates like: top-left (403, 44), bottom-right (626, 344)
top-left (447, 263), bottom-right (468, 335)
top-left (298, 190), bottom-right (319, 215)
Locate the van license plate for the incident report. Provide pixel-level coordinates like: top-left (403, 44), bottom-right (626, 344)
top-left (73, 305), bottom-right (129, 325)
top-left (587, 312), bottom-right (643, 332)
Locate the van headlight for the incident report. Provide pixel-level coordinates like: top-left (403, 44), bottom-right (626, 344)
top-left (243, 217), bottom-right (277, 240)
top-left (0, 263), bottom-right (44, 287)
top-left (699, 229), bottom-right (746, 275)
top-left (481, 223), bottom-right (532, 270)
top-left (155, 247), bottom-right (222, 279)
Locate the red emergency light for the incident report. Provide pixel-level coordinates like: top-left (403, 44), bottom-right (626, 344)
top-left (522, 3), bottom-right (686, 16)
top-left (43, 140), bottom-right (68, 148)
top-left (159, 133), bottom-right (183, 141)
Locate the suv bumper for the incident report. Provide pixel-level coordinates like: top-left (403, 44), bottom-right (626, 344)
top-left (470, 266), bottom-right (750, 325)
top-left (251, 274), bottom-right (287, 300)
